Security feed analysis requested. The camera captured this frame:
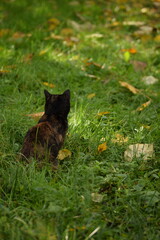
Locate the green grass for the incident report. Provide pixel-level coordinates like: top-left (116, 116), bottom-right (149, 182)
top-left (0, 0), bottom-right (160, 239)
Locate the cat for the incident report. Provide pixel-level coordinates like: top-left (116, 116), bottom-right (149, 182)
top-left (21, 89), bottom-right (70, 169)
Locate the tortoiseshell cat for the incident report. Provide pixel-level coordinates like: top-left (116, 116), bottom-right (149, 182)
top-left (21, 89), bottom-right (70, 169)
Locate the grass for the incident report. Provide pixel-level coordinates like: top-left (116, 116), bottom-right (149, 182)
top-left (0, 0), bottom-right (160, 239)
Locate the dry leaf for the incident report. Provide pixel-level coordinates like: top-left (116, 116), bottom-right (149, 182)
top-left (124, 144), bottom-right (154, 161)
top-left (48, 18), bottom-right (60, 31)
top-left (123, 21), bottom-right (144, 26)
top-left (136, 100), bottom-right (151, 111)
top-left (97, 111), bottom-right (110, 116)
top-left (131, 60), bottom-right (147, 71)
top-left (85, 73), bottom-right (100, 79)
top-left (42, 82), bottom-right (55, 88)
top-left (98, 142), bottom-right (107, 153)
top-left (121, 48), bottom-right (137, 54)
top-left (91, 193), bottom-right (103, 203)
top-left (0, 69), bottom-right (10, 75)
top-left (12, 32), bottom-right (31, 39)
top-left (119, 81), bottom-right (140, 94)
top-left (58, 149), bottom-right (72, 160)
top-left (154, 35), bottom-right (160, 42)
top-left (142, 76), bottom-right (158, 85)
top-left (25, 112), bottom-right (44, 120)
top-left (23, 53), bottom-right (34, 63)
top-left (86, 33), bottom-right (103, 39)
top-left (87, 93), bottom-right (96, 99)
top-left (0, 29), bottom-right (10, 37)
top-left (111, 133), bottom-right (128, 144)
top-left (61, 28), bottom-right (73, 36)
top-left (39, 49), bottom-right (49, 56)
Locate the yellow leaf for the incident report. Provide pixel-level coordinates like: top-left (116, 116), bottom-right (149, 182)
top-left (87, 93), bottom-right (96, 99)
top-left (154, 35), bottom-right (160, 42)
top-left (39, 49), bottom-right (49, 56)
top-left (58, 149), bottom-right (72, 160)
top-left (48, 18), bottom-right (60, 25)
top-left (48, 18), bottom-right (60, 31)
top-left (136, 100), bottom-right (151, 111)
top-left (0, 69), bottom-right (10, 75)
top-left (119, 81), bottom-right (140, 94)
top-left (111, 133), bottom-right (128, 144)
top-left (42, 82), bottom-right (55, 88)
top-left (25, 112), bottom-right (44, 120)
top-left (61, 28), bottom-right (73, 36)
top-left (98, 142), bottom-right (107, 153)
top-left (97, 111), bottom-right (110, 116)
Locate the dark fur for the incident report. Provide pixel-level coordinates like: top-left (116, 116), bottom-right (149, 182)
top-left (21, 89), bottom-right (70, 169)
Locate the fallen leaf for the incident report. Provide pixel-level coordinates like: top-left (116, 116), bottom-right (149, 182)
top-left (123, 21), bottom-right (144, 26)
top-left (97, 111), bottom-right (110, 116)
top-left (0, 69), bottom-right (11, 75)
top-left (25, 112), bottom-right (44, 120)
top-left (136, 100), bottom-right (151, 111)
top-left (58, 149), bottom-right (72, 160)
top-left (98, 142), bottom-right (107, 153)
top-left (91, 193), bottom-right (103, 203)
top-left (86, 33), bottom-right (103, 39)
top-left (154, 35), bottom-right (160, 42)
top-left (86, 74), bottom-right (100, 79)
top-left (119, 81), bottom-right (140, 94)
top-left (131, 60), bottom-right (147, 71)
top-left (142, 76), bottom-right (158, 85)
top-left (42, 82), bottom-right (55, 88)
top-left (48, 18), bottom-right (60, 31)
top-left (121, 48), bottom-right (137, 54)
top-left (124, 144), bottom-right (154, 161)
top-left (111, 133), bottom-right (128, 144)
top-left (124, 51), bottom-right (130, 62)
top-left (12, 32), bottom-right (31, 39)
top-left (87, 93), bottom-right (96, 99)
top-left (0, 29), bottom-right (10, 37)
top-left (134, 26), bottom-right (153, 36)
top-left (39, 49), bottom-right (49, 56)
top-left (23, 53), bottom-right (34, 63)
top-left (61, 28), bottom-right (73, 36)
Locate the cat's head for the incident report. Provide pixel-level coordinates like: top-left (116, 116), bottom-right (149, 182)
top-left (44, 89), bottom-right (70, 118)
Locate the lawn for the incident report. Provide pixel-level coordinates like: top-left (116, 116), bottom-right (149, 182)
top-left (0, 0), bottom-right (160, 239)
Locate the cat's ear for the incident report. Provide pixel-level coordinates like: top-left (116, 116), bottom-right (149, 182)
top-left (44, 89), bottom-right (51, 99)
top-left (63, 89), bottom-right (70, 98)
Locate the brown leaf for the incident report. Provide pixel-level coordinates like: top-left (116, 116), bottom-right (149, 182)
top-left (119, 81), bottom-right (140, 94)
top-left (136, 100), bottom-right (151, 111)
top-left (23, 53), bottom-right (34, 63)
top-left (0, 29), bottom-right (10, 37)
top-left (12, 32), bottom-right (31, 39)
top-left (131, 60), bottom-right (147, 71)
top-left (25, 112), bottom-right (44, 120)
top-left (98, 142), bottom-right (107, 153)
